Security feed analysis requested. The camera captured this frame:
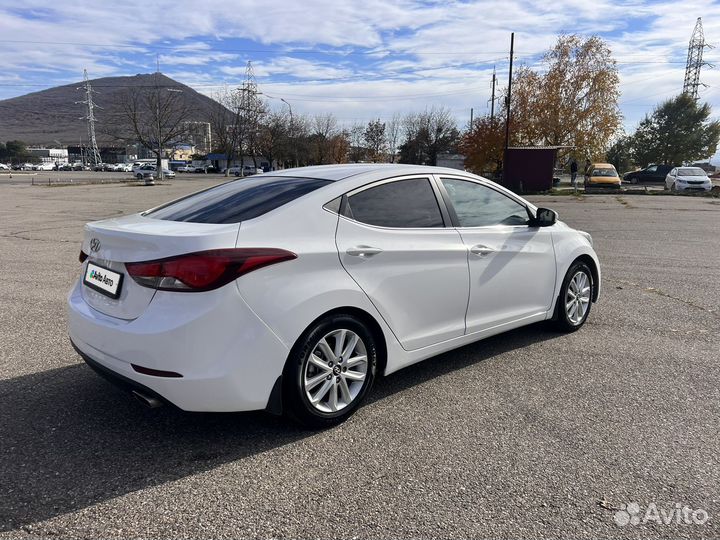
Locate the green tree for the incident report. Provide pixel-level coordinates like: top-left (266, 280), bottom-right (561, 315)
top-left (363, 119), bottom-right (386, 162)
top-left (606, 135), bottom-right (633, 173)
top-left (631, 94), bottom-right (720, 166)
top-left (1, 140), bottom-right (36, 165)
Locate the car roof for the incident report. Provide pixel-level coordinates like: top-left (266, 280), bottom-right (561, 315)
top-left (268, 163), bottom-right (470, 182)
top-left (591, 163), bottom-right (615, 168)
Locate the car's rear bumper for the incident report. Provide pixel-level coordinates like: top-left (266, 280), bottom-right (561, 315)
top-left (67, 279), bottom-right (289, 412)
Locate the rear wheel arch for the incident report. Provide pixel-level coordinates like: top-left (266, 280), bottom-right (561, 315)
top-left (288, 307), bottom-right (388, 377)
top-left (277, 307), bottom-right (387, 427)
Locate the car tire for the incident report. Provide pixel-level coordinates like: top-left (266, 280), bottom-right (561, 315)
top-left (282, 314), bottom-right (378, 428)
top-left (671, 182), bottom-right (677, 192)
top-left (630, 177), bottom-right (638, 184)
top-left (552, 261), bottom-right (593, 332)
top-left (136, 173), bottom-right (143, 180)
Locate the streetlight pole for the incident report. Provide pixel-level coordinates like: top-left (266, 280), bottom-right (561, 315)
top-left (280, 98), bottom-right (296, 168)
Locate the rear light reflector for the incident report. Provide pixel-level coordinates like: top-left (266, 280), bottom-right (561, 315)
top-left (79, 250), bottom-right (88, 263)
top-left (125, 248), bottom-right (296, 292)
top-left (131, 364), bottom-right (183, 378)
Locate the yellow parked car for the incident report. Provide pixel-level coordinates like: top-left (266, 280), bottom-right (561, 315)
top-left (584, 163), bottom-right (621, 189)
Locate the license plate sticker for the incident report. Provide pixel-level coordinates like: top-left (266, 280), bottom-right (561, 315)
top-left (83, 262), bottom-right (123, 299)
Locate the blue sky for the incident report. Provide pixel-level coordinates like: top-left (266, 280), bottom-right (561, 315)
top-left (1, 0), bottom-right (719, 155)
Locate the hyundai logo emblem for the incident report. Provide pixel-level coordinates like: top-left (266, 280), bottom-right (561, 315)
top-left (90, 238), bottom-right (101, 252)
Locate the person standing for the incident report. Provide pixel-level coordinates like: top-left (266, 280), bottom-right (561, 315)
top-left (570, 159), bottom-right (578, 192)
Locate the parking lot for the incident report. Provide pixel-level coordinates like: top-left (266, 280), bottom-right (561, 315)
top-left (1, 179), bottom-right (718, 538)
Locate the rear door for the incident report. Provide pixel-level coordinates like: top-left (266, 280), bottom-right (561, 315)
top-left (436, 176), bottom-right (557, 333)
top-left (335, 176), bottom-right (469, 351)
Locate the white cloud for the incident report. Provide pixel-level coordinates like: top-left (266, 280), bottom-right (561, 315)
top-left (0, 0), bottom-right (719, 143)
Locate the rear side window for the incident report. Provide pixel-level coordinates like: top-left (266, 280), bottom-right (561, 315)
top-left (145, 176), bottom-right (331, 224)
top-left (344, 178), bottom-right (444, 228)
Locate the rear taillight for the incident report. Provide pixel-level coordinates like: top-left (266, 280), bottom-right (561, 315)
top-left (79, 250), bottom-right (88, 263)
top-left (125, 248), bottom-right (296, 292)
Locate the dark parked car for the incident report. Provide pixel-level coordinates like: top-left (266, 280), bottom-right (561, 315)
top-left (623, 165), bottom-right (674, 184)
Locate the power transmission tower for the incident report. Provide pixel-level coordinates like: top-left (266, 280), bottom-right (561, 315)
top-left (238, 61), bottom-right (262, 174)
top-left (76, 69), bottom-right (102, 167)
top-left (683, 17), bottom-right (711, 100)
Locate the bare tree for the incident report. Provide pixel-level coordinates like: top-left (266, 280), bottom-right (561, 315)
top-left (386, 113), bottom-right (402, 163)
top-left (257, 110), bottom-right (290, 170)
top-left (399, 107), bottom-right (459, 165)
top-left (120, 75), bottom-right (192, 182)
top-left (348, 122), bottom-right (367, 163)
top-left (310, 113), bottom-right (338, 164)
top-left (209, 86), bottom-right (241, 176)
top-left (329, 130), bottom-right (350, 163)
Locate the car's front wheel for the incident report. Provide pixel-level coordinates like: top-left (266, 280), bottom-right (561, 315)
top-left (283, 314), bottom-right (377, 428)
top-left (552, 261), bottom-right (593, 332)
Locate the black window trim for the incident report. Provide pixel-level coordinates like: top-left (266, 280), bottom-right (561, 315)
top-left (432, 174), bottom-right (535, 229)
top-left (337, 175), bottom-right (452, 230)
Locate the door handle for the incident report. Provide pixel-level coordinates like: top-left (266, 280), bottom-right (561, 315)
top-left (470, 244), bottom-right (496, 256)
top-left (346, 245), bottom-right (383, 257)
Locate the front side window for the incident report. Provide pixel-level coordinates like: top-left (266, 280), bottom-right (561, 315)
top-left (344, 178), bottom-right (444, 228)
top-left (646, 166), bottom-right (657, 173)
top-left (441, 178), bottom-right (529, 227)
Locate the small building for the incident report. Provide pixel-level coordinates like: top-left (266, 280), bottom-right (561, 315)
top-left (27, 147), bottom-right (68, 166)
top-left (436, 152), bottom-right (465, 170)
top-left (502, 146), bottom-right (571, 193)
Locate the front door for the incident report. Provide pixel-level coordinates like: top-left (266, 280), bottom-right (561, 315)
top-left (437, 176), bottom-right (557, 333)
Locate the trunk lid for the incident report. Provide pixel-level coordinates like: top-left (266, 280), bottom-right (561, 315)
top-left (80, 213), bottom-right (240, 320)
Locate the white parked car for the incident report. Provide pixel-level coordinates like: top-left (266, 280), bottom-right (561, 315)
top-left (665, 167), bottom-right (713, 192)
top-left (32, 163), bottom-right (55, 171)
top-left (68, 164), bottom-right (601, 427)
top-left (132, 164), bottom-right (175, 179)
top-left (0, 163), bottom-right (9, 170)
top-left (227, 165), bottom-right (262, 176)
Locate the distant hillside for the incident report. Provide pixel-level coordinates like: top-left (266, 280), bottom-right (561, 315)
top-left (0, 73), bottom-right (218, 146)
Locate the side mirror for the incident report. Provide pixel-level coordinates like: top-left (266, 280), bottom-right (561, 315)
top-left (531, 207), bottom-right (557, 227)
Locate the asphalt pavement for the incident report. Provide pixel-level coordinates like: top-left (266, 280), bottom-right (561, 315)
top-left (0, 180), bottom-right (718, 539)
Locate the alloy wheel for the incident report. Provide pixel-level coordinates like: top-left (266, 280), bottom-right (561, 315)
top-left (565, 271), bottom-right (591, 325)
top-left (303, 329), bottom-right (368, 413)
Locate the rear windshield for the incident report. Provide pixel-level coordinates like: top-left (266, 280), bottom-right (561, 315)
top-left (145, 176), bottom-right (331, 224)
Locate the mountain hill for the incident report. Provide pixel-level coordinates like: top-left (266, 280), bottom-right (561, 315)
top-left (0, 73), bottom-right (218, 146)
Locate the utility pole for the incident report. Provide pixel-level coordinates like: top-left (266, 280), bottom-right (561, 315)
top-left (152, 55), bottom-right (163, 184)
top-left (76, 70), bottom-right (102, 169)
top-left (490, 66), bottom-right (497, 120)
top-left (683, 17), bottom-right (711, 100)
top-left (504, 33), bottom-right (514, 152)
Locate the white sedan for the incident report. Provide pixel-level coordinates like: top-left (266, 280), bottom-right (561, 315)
top-left (68, 164), bottom-right (601, 427)
top-left (665, 167), bottom-right (713, 192)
